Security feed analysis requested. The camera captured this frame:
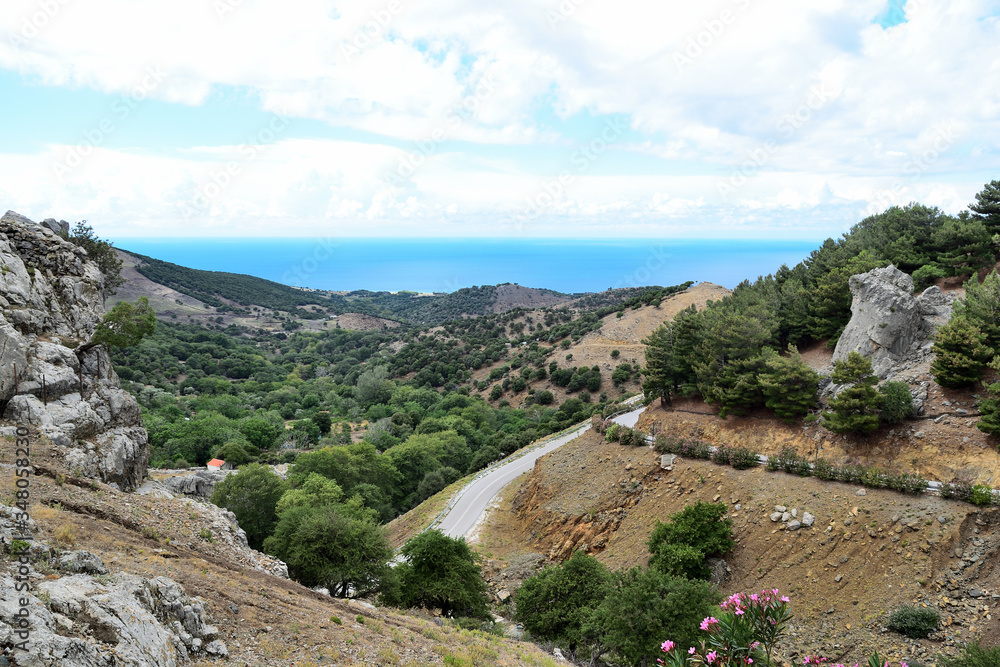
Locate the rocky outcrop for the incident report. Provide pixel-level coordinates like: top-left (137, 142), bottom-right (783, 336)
top-left (161, 469), bottom-right (233, 499)
top-left (0, 211), bottom-right (148, 489)
top-left (832, 265), bottom-right (953, 381)
top-left (0, 573), bottom-right (228, 666)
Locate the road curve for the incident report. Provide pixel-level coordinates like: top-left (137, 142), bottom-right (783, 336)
top-left (435, 406), bottom-right (646, 540)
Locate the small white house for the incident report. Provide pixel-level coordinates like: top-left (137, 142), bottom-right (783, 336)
top-left (206, 459), bottom-right (233, 471)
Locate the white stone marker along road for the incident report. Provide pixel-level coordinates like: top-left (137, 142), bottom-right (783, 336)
top-left (435, 406), bottom-right (646, 540)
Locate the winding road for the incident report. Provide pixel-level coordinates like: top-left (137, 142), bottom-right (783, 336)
top-left (435, 405), bottom-right (647, 540)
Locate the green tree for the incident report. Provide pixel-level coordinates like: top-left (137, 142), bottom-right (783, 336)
top-left (931, 214), bottom-right (993, 277)
top-left (78, 297), bottom-right (156, 354)
top-left (878, 381), bottom-right (915, 425)
top-left (513, 551), bottom-right (612, 657)
top-left (214, 440), bottom-right (255, 466)
top-left (954, 270), bottom-right (1000, 347)
top-left (758, 346), bottom-right (819, 423)
top-left (67, 220), bottom-right (125, 299)
top-left (262, 497), bottom-right (391, 598)
top-left (210, 463), bottom-right (286, 550)
top-left (931, 317), bottom-right (995, 387)
top-left (390, 529), bottom-right (490, 619)
top-left (587, 567), bottom-right (722, 667)
top-left (977, 357), bottom-right (1000, 438)
top-left (238, 415), bottom-right (284, 450)
top-left (275, 472), bottom-right (344, 515)
top-left (648, 501), bottom-right (734, 580)
top-left (970, 179), bottom-right (1000, 236)
top-left (821, 351), bottom-right (880, 434)
top-left (310, 411), bottom-right (333, 435)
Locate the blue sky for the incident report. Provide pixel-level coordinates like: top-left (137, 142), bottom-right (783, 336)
top-left (0, 0), bottom-right (998, 238)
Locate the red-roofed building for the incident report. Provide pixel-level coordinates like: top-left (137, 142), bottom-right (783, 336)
top-left (206, 459), bottom-right (232, 471)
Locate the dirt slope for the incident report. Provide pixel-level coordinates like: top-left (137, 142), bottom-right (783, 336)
top-left (476, 428), bottom-right (1000, 666)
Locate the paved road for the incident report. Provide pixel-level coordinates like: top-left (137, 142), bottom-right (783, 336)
top-left (436, 405), bottom-right (646, 539)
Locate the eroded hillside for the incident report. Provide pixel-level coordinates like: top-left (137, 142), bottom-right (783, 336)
top-left (475, 427), bottom-right (1000, 666)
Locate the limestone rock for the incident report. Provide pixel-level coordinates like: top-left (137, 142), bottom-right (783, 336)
top-left (57, 550), bottom-right (109, 575)
top-left (831, 265), bottom-right (953, 381)
top-left (162, 469), bottom-right (233, 499)
top-left (0, 572), bottom-right (226, 666)
top-left (0, 211), bottom-right (148, 490)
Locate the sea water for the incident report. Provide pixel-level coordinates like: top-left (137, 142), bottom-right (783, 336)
top-left (112, 238), bottom-right (822, 294)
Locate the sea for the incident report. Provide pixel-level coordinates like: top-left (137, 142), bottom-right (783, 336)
top-left (112, 238), bottom-right (823, 294)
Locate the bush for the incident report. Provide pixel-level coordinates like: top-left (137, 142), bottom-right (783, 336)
top-left (886, 605), bottom-right (938, 638)
top-left (648, 502), bottom-right (734, 580)
top-left (938, 640), bottom-right (1000, 667)
top-left (605, 423), bottom-right (620, 442)
top-left (878, 381), bottom-right (914, 424)
top-left (971, 484), bottom-right (995, 506)
top-left (767, 446), bottom-right (812, 476)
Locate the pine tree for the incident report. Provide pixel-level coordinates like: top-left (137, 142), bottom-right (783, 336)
top-left (970, 180), bottom-right (1000, 236)
top-left (931, 214), bottom-right (993, 277)
top-left (930, 316), bottom-right (995, 388)
top-left (954, 270), bottom-right (1000, 347)
top-left (758, 346), bottom-right (820, 423)
top-left (976, 357), bottom-right (1000, 438)
top-left (822, 351), bottom-right (880, 434)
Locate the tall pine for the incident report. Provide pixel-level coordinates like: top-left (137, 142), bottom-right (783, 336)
top-left (930, 316), bottom-right (994, 388)
top-left (822, 351), bottom-right (880, 434)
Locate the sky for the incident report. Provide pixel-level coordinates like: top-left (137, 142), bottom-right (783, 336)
top-left (0, 0), bottom-right (998, 239)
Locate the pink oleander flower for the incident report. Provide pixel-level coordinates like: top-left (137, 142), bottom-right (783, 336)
top-left (750, 593), bottom-right (759, 602)
top-left (700, 616), bottom-right (719, 631)
top-left (780, 596), bottom-right (790, 603)
top-left (689, 647), bottom-right (697, 655)
top-left (735, 608), bottom-right (745, 615)
top-left (706, 651), bottom-right (718, 664)
top-left (750, 642), bottom-right (761, 650)
top-left (662, 641), bottom-right (676, 653)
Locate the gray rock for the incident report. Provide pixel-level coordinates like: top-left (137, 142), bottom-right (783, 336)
top-left (0, 571), bottom-right (227, 666)
top-left (706, 557), bottom-right (729, 586)
top-left (0, 212), bottom-right (149, 490)
top-left (856, 488), bottom-right (867, 496)
top-left (57, 550), bottom-right (109, 575)
top-left (802, 512), bottom-right (815, 527)
top-left (790, 508), bottom-right (798, 518)
top-left (969, 588), bottom-right (985, 598)
top-left (162, 469), bottom-right (233, 498)
top-left (41, 218), bottom-right (70, 236)
top-left (775, 505), bottom-right (786, 512)
top-left (831, 265), bottom-right (952, 381)
top-left (787, 520), bottom-right (802, 531)
top-left (770, 512), bottom-right (783, 522)
top-left (781, 512), bottom-right (791, 522)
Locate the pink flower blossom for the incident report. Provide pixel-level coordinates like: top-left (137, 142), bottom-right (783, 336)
top-left (689, 647), bottom-right (697, 655)
top-left (780, 596), bottom-right (790, 603)
top-left (661, 641), bottom-right (675, 653)
top-left (706, 651), bottom-right (718, 664)
top-left (735, 608), bottom-right (745, 615)
top-left (700, 617), bottom-right (719, 631)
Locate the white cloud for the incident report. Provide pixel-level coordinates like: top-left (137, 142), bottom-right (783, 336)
top-left (0, 0), bottom-right (998, 236)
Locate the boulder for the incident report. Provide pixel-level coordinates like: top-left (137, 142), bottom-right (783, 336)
top-left (0, 212), bottom-right (149, 490)
top-left (0, 573), bottom-right (226, 666)
top-left (162, 469), bottom-right (232, 499)
top-left (831, 265), bottom-right (952, 380)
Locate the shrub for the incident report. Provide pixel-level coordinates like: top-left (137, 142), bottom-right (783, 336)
top-left (938, 640), bottom-right (1000, 667)
top-left (605, 423), bottom-right (620, 442)
top-left (648, 502), bottom-right (734, 580)
top-left (878, 381), bottom-right (915, 424)
top-left (813, 458), bottom-right (836, 480)
top-left (940, 477), bottom-right (975, 501)
top-left (886, 605), bottom-right (938, 638)
top-left (767, 446), bottom-right (811, 476)
top-left (970, 484), bottom-right (995, 506)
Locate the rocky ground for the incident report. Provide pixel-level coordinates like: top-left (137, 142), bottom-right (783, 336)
top-left (0, 432), bottom-right (561, 666)
top-left (471, 427), bottom-right (1000, 666)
